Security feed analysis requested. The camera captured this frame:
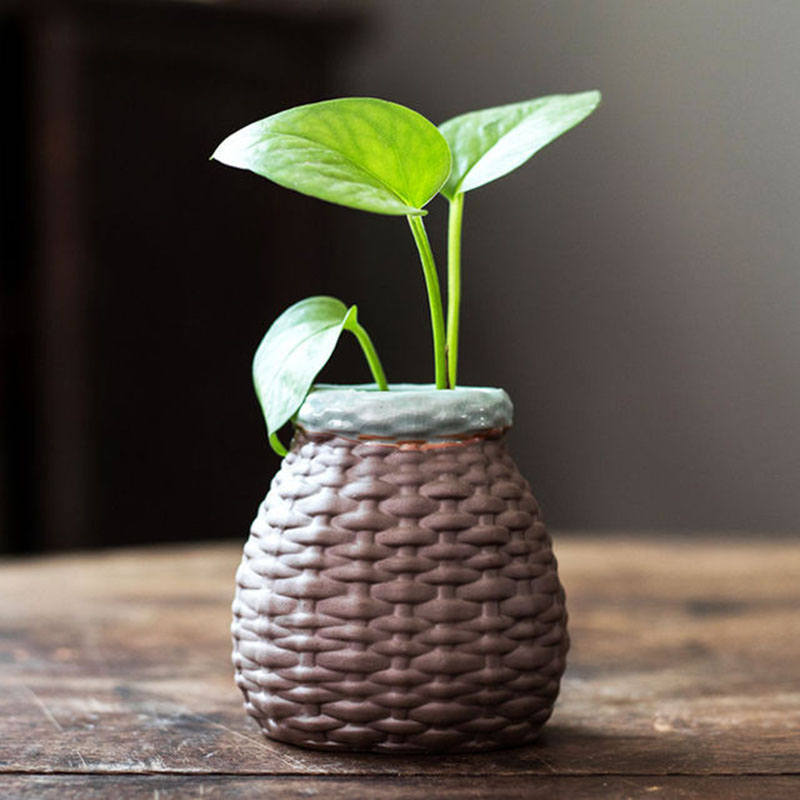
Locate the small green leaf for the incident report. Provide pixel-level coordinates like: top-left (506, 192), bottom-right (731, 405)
top-left (253, 296), bottom-right (358, 455)
top-left (439, 91), bottom-right (601, 199)
top-left (213, 98), bottom-right (451, 216)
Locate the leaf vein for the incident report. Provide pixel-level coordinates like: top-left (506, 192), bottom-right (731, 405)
top-left (267, 131), bottom-right (417, 210)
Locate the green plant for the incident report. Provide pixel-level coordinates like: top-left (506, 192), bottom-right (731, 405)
top-left (212, 92), bottom-right (600, 454)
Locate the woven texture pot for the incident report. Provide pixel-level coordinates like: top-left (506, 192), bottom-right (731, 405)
top-left (232, 385), bottom-right (568, 752)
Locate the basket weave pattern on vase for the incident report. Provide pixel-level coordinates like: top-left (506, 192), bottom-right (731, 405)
top-left (232, 429), bottom-right (568, 752)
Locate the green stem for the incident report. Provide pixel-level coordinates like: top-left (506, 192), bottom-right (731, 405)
top-left (346, 317), bottom-right (389, 391)
top-left (269, 432), bottom-right (288, 457)
top-left (446, 192), bottom-right (465, 389)
top-left (407, 214), bottom-right (448, 389)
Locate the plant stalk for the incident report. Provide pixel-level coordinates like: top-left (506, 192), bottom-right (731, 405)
top-left (346, 318), bottom-right (389, 391)
top-left (269, 432), bottom-right (288, 457)
top-left (407, 215), bottom-right (448, 389)
top-left (446, 192), bottom-right (465, 389)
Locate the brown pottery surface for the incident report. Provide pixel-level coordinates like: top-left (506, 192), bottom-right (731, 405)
top-left (232, 388), bottom-right (568, 752)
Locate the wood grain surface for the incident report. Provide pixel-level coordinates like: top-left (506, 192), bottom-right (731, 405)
top-left (1, 535), bottom-right (798, 798)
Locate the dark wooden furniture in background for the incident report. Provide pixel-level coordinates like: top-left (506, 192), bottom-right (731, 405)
top-left (1, 533), bottom-right (798, 798)
top-left (0, 1), bottom-right (362, 553)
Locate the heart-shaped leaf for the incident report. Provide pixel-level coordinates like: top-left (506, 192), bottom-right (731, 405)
top-left (213, 98), bottom-right (451, 216)
top-left (253, 296), bottom-right (358, 455)
top-left (439, 91), bottom-right (601, 199)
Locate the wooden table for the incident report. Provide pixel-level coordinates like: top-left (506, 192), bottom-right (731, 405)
top-left (1, 535), bottom-right (798, 798)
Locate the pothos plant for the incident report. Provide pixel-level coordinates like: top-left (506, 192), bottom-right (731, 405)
top-left (212, 92), bottom-right (600, 455)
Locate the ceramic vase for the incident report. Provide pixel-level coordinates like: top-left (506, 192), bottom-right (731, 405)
top-left (232, 384), bottom-right (568, 752)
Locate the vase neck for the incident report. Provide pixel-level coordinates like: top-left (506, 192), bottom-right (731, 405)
top-left (294, 384), bottom-right (514, 444)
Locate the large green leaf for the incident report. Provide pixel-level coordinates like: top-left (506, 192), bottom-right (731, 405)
top-left (253, 296), bottom-right (358, 455)
top-left (213, 98), bottom-right (451, 215)
top-left (438, 91), bottom-right (601, 199)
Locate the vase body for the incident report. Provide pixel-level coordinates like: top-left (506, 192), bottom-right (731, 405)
top-left (232, 385), bottom-right (568, 752)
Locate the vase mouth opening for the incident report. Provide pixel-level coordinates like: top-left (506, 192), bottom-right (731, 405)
top-left (293, 383), bottom-right (514, 443)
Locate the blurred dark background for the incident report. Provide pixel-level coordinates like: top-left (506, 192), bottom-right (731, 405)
top-left (2, 0), bottom-right (799, 553)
